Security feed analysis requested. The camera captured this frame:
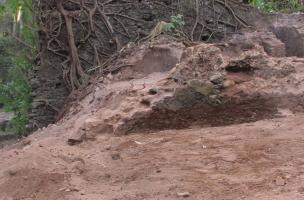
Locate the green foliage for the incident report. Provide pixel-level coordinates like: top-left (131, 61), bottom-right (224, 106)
top-left (164, 14), bottom-right (185, 36)
top-left (0, 38), bottom-right (32, 135)
top-left (0, 0), bottom-right (29, 17)
top-left (250, 0), bottom-right (304, 12)
top-left (0, 39), bottom-right (14, 81)
top-left (0, 0), bottom-right (35, 135)
top-left (0, 0), bottom-right (36, 44)
top-left (20, 0), bottom-right (36, 46)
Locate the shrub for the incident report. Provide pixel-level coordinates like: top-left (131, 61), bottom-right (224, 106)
top-left (0, 38), bottom-right (32, 135)
top-left (164, 14), bottom-right (185, 36)
top-left (250, 0), bottom-right (304, 12)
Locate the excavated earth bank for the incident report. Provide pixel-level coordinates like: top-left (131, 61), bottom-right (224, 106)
top-left (1, 13), bottom-right (304, 200)
top-left (31, 0), bottom-right (261, 129)
top-left (63, 33), bottom-right (304, 139)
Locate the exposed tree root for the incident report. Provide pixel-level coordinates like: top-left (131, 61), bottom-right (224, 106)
top-left (37, 0), bottom-right (250, 91)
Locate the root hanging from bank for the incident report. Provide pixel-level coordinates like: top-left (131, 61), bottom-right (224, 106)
top-left (37, 0), bottom-right (251, 91)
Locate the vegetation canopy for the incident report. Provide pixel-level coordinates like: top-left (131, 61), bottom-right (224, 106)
top-left (0, 0), bottom-right (35, 135)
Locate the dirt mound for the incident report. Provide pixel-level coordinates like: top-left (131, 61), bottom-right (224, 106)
top-left (55, 34), bottom-right (304, 141)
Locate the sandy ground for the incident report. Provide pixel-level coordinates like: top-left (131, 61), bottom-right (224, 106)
top-left (0, 113), bottom-right (304, 200)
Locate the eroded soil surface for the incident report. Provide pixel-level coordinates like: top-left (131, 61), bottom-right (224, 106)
top-left (1, 114), bottom-right (304, 200)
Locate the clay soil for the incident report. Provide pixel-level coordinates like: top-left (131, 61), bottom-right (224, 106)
top-left (0, 113), bottom-right (304, 200)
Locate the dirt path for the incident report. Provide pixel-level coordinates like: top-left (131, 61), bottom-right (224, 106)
top-left (1, 114), bottom-right (304, 200)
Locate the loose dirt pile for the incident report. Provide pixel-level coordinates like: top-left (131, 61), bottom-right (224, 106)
top-left (1, 13), bottom-right (304, 200)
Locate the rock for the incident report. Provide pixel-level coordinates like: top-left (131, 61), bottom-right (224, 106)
top-left (210, 73), bottom-right (224, 85)
top-left (7, 169), bottom-right (18, 176)
top-left (71, 161), bottom-right (85, 174)
top-left (67, 138), bottom-right (83, 146)
top-left (21, 139), bottom-right (32, 147)
top-left (111, 152), bottom-right (121, 160)
top-left (104, 145), bottom-right (111, 151)
top-left (177, 192), bottom-right (190, 198)
top-left (261, 36), bottom-right (286, 57)
top-left (83, 118), bottom-right (111, 136)
top-left (222, 79), bottom-right (236, 88)
top-left (148, 88), bottom-right (158, 95)
top-left (71, 188), bottom-right (80, 192)
top-left (67, 129), bottom-right (86, 146)
top-left (84, 118), bottom-right (102, 131)
top-left (107, 73), bottom-right (113, 80)
top-left (59, 187), bottom-right (66, 191)
top-left (140, 98), bottom-right (151, 106)
top-left (274, 176), bottom-right (286, 186)
top-left (188, 79), bottom-right (214, 96)
top-left (272, 25), bottom-right (304, 57)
